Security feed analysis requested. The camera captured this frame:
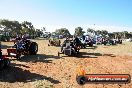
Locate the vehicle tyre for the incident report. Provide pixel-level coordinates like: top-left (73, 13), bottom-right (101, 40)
top-left (83, 44), bottom-right (86, 48)
top-left (119, 40), bottom-right (122, 44)
top-left (4, 59), bottom-right (10, 67)
top-left (16, 55), bottom-right (21, 60)
top-left (76, 75), bottom-right (86, 85)
top-left (29, 42), bottom-right (38, 55)
top-left (103, 42), bottom-right (107, 45)
top-left (89, 43), bottom-right (93, 47)
top-left (0, 60), bottom-right (4, 70)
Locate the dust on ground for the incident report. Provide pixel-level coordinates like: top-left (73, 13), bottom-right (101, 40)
top-left (0, 40), bottom-right (132, 88)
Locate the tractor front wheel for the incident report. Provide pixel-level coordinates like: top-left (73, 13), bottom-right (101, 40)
top-left (16, 55), bottom-right (21, 60)
top-left (89, 43), bottom-right (93, 47)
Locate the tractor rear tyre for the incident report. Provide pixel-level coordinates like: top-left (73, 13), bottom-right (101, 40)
top-left (4, 59), bottom-right (10, 68)
top-left (0, 60), bottom-right (4, 70)
top-left (29, 42), bottom-right (38, 55)
top-left (16, 55), bottom-right (21, 60)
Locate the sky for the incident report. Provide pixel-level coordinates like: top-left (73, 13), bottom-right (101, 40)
top-left (0, 0), bottom-right (132, 34)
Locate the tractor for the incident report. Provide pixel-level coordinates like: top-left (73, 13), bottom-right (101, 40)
top-left (79, 35), bottom-right (93, 48)
top-left (58, 40), bottom-right (80, 56)
top-left (48, 38), bottom-right (61, 46)
top-left (7, 39), bottom-right (38, 59)
top-left (102, 39), bottom-right (117, 45)
top-left (116, 39), bottom-right (122, 44)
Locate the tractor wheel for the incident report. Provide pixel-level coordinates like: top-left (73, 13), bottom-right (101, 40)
top-left (76, 76), bottom-right (86, 85)
top-left (16, 55), bottom-right (21, 60)
top-left (4, 59), bottom-right (10, 67)
top-left (29, 42), bottom-right (38, 55)
top-left (0, 60), bottom-right (4, 70)
top-left (83, 44), bottom-right (86, 48)
top-left (74, 52), bottom-right (78, 57)
top-left (103, 42), bottom-right (107, 45)
top-left (16, 51), bottom-right (21, 60)
top-left (89, 43), bottom-right (93, 47)
top-left (119, 40), bottom-right (122, 44)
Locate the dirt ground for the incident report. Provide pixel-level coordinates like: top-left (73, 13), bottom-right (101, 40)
top-left (0, 40), bottom-right (132, 88)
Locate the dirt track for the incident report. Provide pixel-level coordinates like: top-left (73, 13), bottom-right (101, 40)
top-left (0, 40), bottom-right (132, 88)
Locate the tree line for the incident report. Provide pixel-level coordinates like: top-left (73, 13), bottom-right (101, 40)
top-left (87, 28), bottom-right (132, 39)
top-left (55, 27), bottom-right (132, 39)
top-left (0, 19), bottom-right (132, 39)
top-left (0, 19), bottom-right (43, 38)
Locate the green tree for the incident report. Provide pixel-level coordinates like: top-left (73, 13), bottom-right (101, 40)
top-left (54, 28), bottom-right (71, 37)
top-left (0, 19), bottom-right (22, 37)
top-left (21, 21), bottom-right (36, 38)
top-left (87, 28), bottom-right (95, 33)
top-left (101, 30), bottom-right (108, 35)
top-left (123, 31), bottom-right (128, 39)
top-left (35, 29), bottom-right (43, 37)
top-left (74, 27), bottom-right (85, 36)
top-left (101, 30), bottom-right (108, 37)
top-left (95, 30), bottom-right (101, 35)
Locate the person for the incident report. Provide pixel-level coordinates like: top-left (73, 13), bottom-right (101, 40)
top-left (15, 34), bottom-right (27, 50)
top-left (61, 37), bottom-right (70, 52)
top-left (73, 36), bottom-right (81, 47)
top-left (16, 40), bottom-right (25, 50)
